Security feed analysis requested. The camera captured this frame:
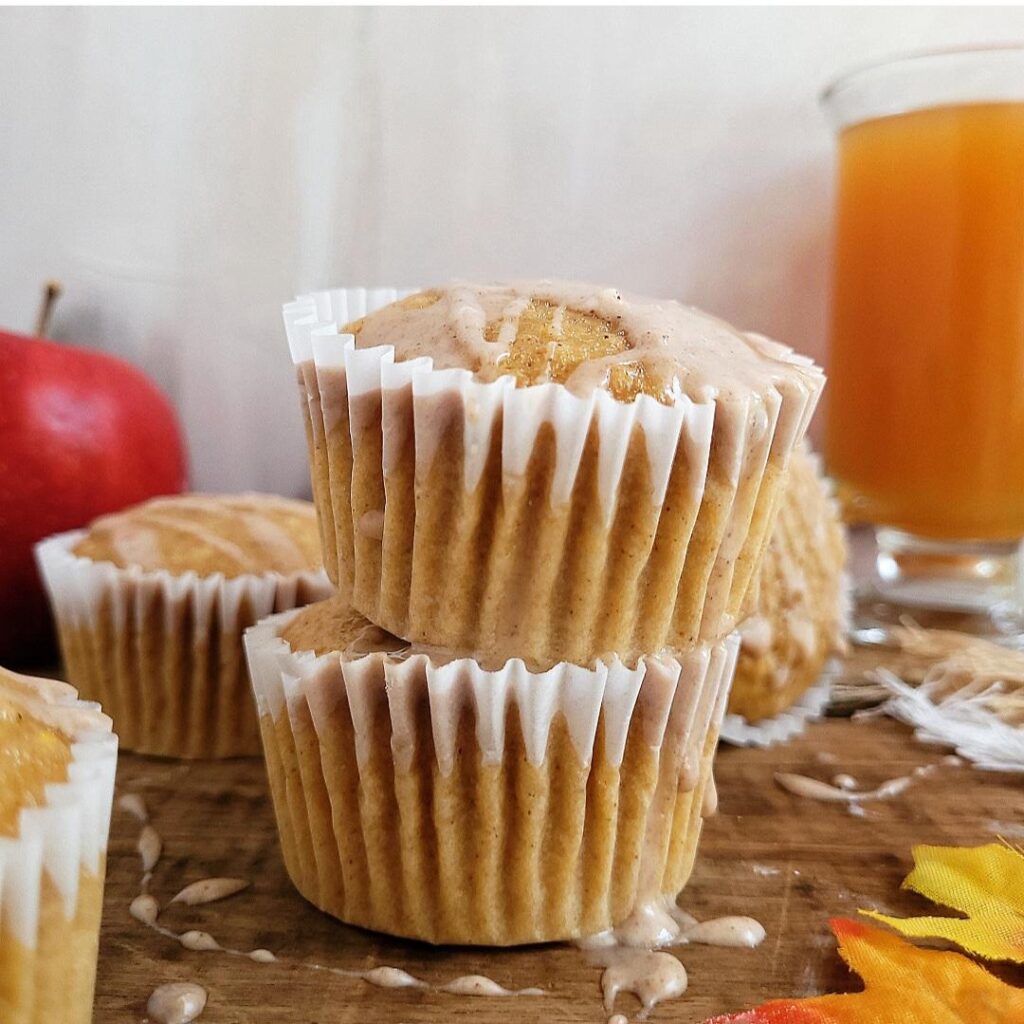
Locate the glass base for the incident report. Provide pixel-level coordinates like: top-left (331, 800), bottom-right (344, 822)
top-left (851, 528), bottom-right (1024, 647)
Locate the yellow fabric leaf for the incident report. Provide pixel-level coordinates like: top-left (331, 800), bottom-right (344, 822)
top-left (862, 842), bottom-right (1024, 962)
top-left (702, 917), bottom-right (1024, 1024)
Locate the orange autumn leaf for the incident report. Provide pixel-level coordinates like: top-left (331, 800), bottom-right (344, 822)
top-left (702, 917), bottom-right (1024, 1024)
top-left (862, 842), bottom-right (1024, 963)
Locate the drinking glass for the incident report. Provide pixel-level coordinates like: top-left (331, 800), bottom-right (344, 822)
top-left (821, 45), bottom-right (1024, 642)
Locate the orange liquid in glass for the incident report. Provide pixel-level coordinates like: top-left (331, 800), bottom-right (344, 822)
top-left (826, 102), bottom-right (1024, 541)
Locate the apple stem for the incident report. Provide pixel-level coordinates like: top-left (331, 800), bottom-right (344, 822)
top-left (34, 280), bottom-right (63, 338)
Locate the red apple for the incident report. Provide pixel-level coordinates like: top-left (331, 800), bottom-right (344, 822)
top-left (0, 308), bottom-right (188, 665)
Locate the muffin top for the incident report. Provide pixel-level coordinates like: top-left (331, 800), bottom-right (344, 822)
top-left (280, 596), bottom-right (666, 674)
top-left (0, 669), bottom-right (86, 837)
top-left (343, 280), bottom-right (821, 405)
top-left (281, 597), bottom-right (411, 660)
top-left (73, 493), bottom-right (322, 578)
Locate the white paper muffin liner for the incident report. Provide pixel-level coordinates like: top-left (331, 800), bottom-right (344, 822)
top-left (244, 609), bottom-right (740, 944)
top-left (720, 665), bottom-right (837, 747)
top-left (283, 286), bottom-right (823, 668)
top-left (35, 531), bottom-right (334, 758)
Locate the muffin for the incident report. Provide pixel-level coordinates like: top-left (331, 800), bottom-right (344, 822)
top-left (35, 494), bottom-right (334, 758)
top-left (728, 447), bottom-right (849, 723)
top-left (244, 597), bottom-right (740, 946)
top-left (0, 666), bottom-right (117, 1024)
top-left (283, 281), bottom-right (824, 669)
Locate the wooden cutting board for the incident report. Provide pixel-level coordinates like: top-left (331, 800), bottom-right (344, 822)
top-left (93, 705), bottom-right (1024, 1023)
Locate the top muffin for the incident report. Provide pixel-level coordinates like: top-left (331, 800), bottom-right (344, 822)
top-left (343, 280), bottom-right (821, 405)
top-left (288, 281), bottom-right (824, 667)
top-left (73, 493), bottom-right (322, 578)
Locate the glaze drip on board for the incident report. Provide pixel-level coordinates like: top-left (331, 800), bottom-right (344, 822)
top-left (774, 760), bottom-right (954, 805)
top-left (594, 948), bottom-right (688, 1021)
top-left (581, 900), bottom-right (766, 953)
top-left (145, 983), bottom-right (207, 1024)
top-left (170, 878), bottom-right (251, 907)
top-left (577, 897), bottom-right (766, 1022)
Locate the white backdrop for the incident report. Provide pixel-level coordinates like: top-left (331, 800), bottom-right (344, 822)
top-left (2, 7), bottom-right (1023, 495)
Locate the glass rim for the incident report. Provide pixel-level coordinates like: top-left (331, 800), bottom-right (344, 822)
top-left (820, 41), bottom-right (1024, 110)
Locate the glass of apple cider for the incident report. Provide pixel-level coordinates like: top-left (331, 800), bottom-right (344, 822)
top-left (822, 46), bottom-right (1024, 641)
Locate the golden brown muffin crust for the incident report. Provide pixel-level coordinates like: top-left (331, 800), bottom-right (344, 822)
top-left (279, 596), bottom-right (710, 676)
top-left (0, 675), bottom-right (72, 837)
top-left (280, 597), bottom-right (407, 658)
top-left (73, 493), bottom-right (322, 578)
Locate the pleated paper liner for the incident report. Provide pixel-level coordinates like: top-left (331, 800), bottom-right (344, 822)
top-left (0, 669), bottom-right (117, 1024)
top-left (283, 287), bottom-right (823, 670)
top-left (720, 667), bottom-right (836, 748)
top-left (244, 608), bottom-right (740, 946)
top-left (35, 531), bottom-right (334, 759)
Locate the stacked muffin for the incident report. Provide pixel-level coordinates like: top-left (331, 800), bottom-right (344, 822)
top-left (246, 281), bottom-right (824, 945)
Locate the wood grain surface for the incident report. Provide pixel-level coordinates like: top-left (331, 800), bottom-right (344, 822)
top-left (93, 709), bottom-right (1024, 1023)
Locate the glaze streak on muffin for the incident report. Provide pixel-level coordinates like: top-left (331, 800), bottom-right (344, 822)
top-left (73, 494), bottom-right (322, 578)
top-left (341, 280), bottom-right (821, 406)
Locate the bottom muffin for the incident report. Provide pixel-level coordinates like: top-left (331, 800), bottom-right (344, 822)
top-left (244, 599), bottom-right (739, 946)
top-left (728, 446), bottom-right (849, 724)
top-left (0, 668), bottom-right (117, 1024)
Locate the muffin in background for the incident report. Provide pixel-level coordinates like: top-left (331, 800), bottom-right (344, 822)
top-left (245, 596), bottom-right (739, 946)
top-left (284, 282), bottom-right (824, 670)
top-left (36, 494), bottom-right (333, 759)
top-left (0, 666), bottom-right (117, 1024)
top-left (728, 447), bottom-right (849, 724)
